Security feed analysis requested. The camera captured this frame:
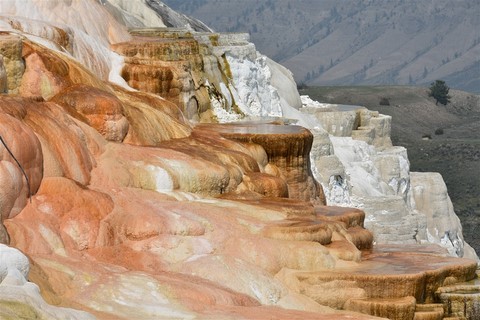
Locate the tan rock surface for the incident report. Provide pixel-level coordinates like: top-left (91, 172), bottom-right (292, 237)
top-left (0, 34), bottom-right (24, 93)
top-left (51, 84), bottom-right (129, 142)
top-left (0, 55), bottom-right (7, 93)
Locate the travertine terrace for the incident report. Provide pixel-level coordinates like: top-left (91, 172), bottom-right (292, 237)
top-left (0, 1), bottom-right (478, 320)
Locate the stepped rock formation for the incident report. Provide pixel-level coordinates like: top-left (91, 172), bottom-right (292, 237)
top-left (0, 1), bottom-right (478, 319)
top-left (301, 98), bottom-right (477, 260)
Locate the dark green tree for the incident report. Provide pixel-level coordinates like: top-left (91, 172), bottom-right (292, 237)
top-left (428, 80), bottom-right (451, 105)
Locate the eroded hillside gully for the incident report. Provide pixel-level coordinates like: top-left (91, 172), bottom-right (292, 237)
top-left (0, 1), bottom-right (479, 319)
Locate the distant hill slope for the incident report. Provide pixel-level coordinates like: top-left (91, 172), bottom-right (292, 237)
top-left (163, 0), bottom-right (480, 93)
top-left (302, 85), bottom-right (480, 252)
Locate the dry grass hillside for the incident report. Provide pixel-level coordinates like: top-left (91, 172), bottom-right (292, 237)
top-left (302, 85), bottom-right (480, 253)
top-left (164, 0), bottom-right (480, 93)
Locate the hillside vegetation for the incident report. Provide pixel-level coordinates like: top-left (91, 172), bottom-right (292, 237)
top-left (302, 85), bottom-right (480, 252)
top-left (164, 0), bottom-right (480, 93)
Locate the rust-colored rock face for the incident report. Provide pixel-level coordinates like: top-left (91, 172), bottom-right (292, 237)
top-left (0, 12), bottom-right (478, 320)
top-left (52, 84), bottom-right (129, 142)
top-left (0, 104), bottom-right (42, 221)
top-left (19, 43), bottom-right (72, 99)
top-left (8, 177), bottom-right (113, 253)
top-left (112, 35), bottom-right (210, 117)
top-left (196, 123), bottom-right (325, 203)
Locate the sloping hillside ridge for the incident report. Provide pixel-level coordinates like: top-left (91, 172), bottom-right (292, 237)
top-left (164, 0), bottom-right (480, 93)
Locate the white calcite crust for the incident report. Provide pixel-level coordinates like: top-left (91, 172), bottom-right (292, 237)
top-left (0, 244), bottom-right (94, 319)
top-left (410, 172), bottom-right (477, 260)
top-left (299, 97), bottom-right (478, 261)
top-left (0, 244), bottom-right (29, 283)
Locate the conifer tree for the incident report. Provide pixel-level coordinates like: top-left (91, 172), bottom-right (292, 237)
top-left (429, 80), bottom-right (451, 105)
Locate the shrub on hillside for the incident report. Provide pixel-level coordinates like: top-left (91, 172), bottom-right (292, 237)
top-left (379, 97), bottom-right (390, 105)
top-left (297, 82), bottom-right (308, 90)
top-left (429, 80), bottom-right (451, 105)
